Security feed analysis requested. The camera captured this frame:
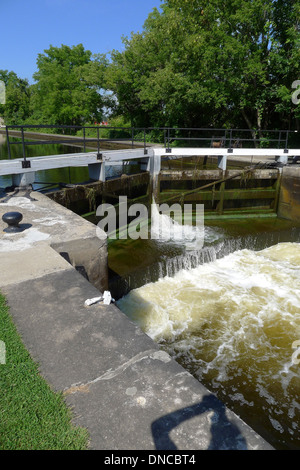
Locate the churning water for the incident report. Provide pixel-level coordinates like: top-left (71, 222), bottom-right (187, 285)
top-left (117, 212), bottom-right (300, 449)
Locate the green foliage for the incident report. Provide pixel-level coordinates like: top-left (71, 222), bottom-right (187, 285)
top-left (106, 0), bottom-right (300, 131)
top-left (29, 44), bottom-right (110, 132)
top-left (1, 1), bottom-right (299, 132)
top-left (0, 70), bottom-right (31, 125)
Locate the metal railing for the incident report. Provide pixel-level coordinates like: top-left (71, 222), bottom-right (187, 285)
top-left (162, 127), bottom-right (298, 153)
top-left (2, 124), bottom-right (299, 167)
top-left (4, 124), bottom-right (140, 164)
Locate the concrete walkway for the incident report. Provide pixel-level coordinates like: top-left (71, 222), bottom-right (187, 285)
top-left (0, 189), bottom-right (274, 450)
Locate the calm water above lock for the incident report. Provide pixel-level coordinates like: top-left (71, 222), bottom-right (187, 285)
top-left (0, 135), bottom-right (128, 190)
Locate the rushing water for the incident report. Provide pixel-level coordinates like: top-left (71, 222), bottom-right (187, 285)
top-left (116, 213), bottom-right (300, 450)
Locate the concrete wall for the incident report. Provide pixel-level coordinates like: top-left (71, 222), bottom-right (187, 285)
top-left (0, 191), bottom-right (108, 293)
top-left (278, 167), bottom-right (300, 222)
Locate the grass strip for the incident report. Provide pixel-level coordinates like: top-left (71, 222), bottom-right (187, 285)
top-left (0, 292), bottom-right (89, 450)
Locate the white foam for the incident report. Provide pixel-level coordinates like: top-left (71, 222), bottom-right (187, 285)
top-left (118, 242), bottom-right (300, 444)
top-left (269, 418), bottom-right (284, 433)
top-left (150, 200), bottom-right (207, 250)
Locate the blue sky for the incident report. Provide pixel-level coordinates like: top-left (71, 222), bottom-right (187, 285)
top-left (1, 0), bottom-right (163, 83)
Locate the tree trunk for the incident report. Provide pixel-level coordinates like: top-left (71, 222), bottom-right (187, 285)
top-left (241, 108), bottom-right (258, 147)
top-left (257, 108), bottom-right (263, 143)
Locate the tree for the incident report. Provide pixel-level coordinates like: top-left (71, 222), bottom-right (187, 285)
top-left (0, 70), bottom-right (31, 125)
top-left (30, 44), bottom-right (109, 131)
top-left (270, 0), bottom-right (300, 130)
top-left (106, 0), bottom-right (300, 132)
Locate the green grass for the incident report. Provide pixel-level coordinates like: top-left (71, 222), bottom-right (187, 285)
top-left (0, 293), bottom-right (89, 450)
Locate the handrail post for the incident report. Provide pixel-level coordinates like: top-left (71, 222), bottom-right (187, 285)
top-left (144, 128), bottom-right (147, 155)
top-left (97, 126), bottom-right (100, 154)
top-left (21, 126), bottom-right (28, 165)
top-left (20, 126), bottom-right (31, 168)
top-left (5, 126), bottom-right (11, 160)
top-left (21, 126), bottom-right (26, 160)
top-left (83, 127), bottom-right (86, 153)
top-left (132, 128), bottom-right (134, 149)
top-left (284, 130), bottom-right (289, 153)
top-left (166, 128), bottom-right (171, 153)
top-left (228, 129), bottom-right (233, 153)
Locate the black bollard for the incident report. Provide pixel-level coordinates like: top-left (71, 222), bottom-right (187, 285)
top-left (2, 212), bottom-right (23, 233)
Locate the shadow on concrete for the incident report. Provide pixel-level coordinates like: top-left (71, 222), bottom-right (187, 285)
top-left (0, 186), bottom-right (37, 203)
top-left (17, 223), bottom-right (32, 232)
top-left (151, 394), bottom-right (248, 450)
top-left (59, 251), bottom-right (90, 281)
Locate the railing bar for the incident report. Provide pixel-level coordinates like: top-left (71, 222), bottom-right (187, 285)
top-left (1, 126), bottom-right (296, 163)
top-left (285, 131), bottom-right (289, 152)
top-left (4, 124), bottom-right (292, 132)
top-left (21, 127), bottom-right (26, 161)
top-left (83, 127), bottom-right (86, 152)
top-left (5, 126), bottom-right (12, 160)
top-left (8, 140), bottom-right (85, 146)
